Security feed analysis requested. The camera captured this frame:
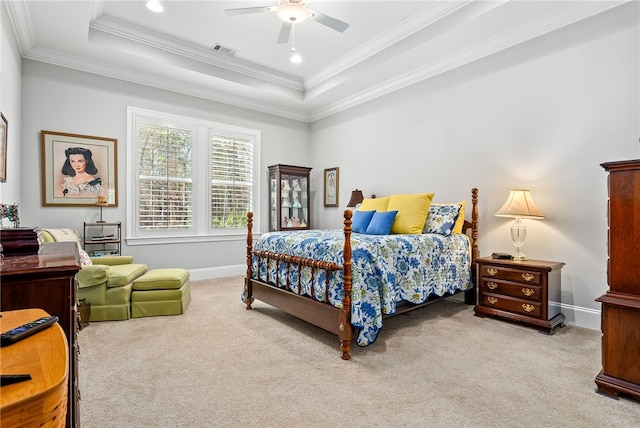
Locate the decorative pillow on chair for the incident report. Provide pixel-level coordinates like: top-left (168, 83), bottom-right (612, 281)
top-left (78, 249), bottom-right (93, 266)
top-left (365, 211), bottom-right (398, 235)
top-left (387, 193), bottom-right (434, 234)
top-left (351, 210), bottom-right (376, 234)
top-left (424, 203), bottom-right (463, 236)
top-left (359, 196), bottom-right (390, 212)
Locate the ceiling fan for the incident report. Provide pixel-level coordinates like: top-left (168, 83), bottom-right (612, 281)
top-left (224, 0), bottom-right (350, 44)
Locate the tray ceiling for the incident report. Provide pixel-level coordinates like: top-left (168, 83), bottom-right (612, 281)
top-left (5, 0), bottom-right (629, 122)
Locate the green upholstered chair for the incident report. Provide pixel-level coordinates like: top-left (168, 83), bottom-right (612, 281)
top-left (41, 229), bottom-right (148, 321)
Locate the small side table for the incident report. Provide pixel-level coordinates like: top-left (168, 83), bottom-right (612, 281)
top-left (474, 257), bottom-right (565, 334)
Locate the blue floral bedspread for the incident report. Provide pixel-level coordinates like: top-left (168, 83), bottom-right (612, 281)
top-left (244, 230), bottom-right (472, 346)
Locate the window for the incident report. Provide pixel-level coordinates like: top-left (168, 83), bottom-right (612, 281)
top-left (210, 135), bottom-right (254, 228)
top-left (127, 107), bottom-right (260, 244)
top-left (138, 124), bottom-right (193, 231)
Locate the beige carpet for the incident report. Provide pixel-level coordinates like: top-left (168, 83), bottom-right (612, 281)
top-left (79, 276), bottom-right (640, 427)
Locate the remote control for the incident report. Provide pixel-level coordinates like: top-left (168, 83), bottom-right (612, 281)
top-left (0, 374), bottom-right (32, 386)
top-left (0, 316), bottom-right (59, 347)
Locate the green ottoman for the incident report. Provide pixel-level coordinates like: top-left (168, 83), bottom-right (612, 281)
top-left (131, 269), bottom-right (191, 318)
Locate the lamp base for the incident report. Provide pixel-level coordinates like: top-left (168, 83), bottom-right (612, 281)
top-left (511, 218), bottom-right (528, 261)
top-left (512, 246), bottom-right (527, 261)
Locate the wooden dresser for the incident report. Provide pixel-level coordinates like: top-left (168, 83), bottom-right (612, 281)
top-left (474, 257), bottom-right (565, 334)
top-left (1, 308), bottom-right (69, 427)
top-left (596, 159), bottom-right (640, 400)
top-left (0, 242), bottom-right (81, 427)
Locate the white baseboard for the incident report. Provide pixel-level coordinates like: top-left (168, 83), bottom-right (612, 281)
top-left (188, 264), bottom-right (245, 281)
top-left (550, 301), bottom-right (601, 331)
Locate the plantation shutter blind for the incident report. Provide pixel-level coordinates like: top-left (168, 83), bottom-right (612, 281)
top-left (210, 135), bottom-right (253, 229)
top-left (138, 124), bottom-right (193, 230)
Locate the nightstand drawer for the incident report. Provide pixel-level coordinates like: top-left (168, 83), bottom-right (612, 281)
top-left (480, 265), bottom-right (542, 285)
top-left (481, 293), bottom-right (542, 318)
top-left (480, 279), bottom-right (541, 301)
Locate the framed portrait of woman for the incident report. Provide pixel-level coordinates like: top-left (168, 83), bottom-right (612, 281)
top-left (323, 167), bottom-right (339, 207)
top-left (40, 130), bottom-right (118, 207)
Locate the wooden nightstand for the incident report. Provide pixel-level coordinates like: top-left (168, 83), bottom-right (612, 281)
top-left (474, 257), bottom-right (565, 334)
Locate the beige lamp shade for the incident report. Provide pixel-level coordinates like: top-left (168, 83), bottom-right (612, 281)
top-left (495, 189), bottom-right (543, 261)
top-left (495, 189), bottom-right (544, 219)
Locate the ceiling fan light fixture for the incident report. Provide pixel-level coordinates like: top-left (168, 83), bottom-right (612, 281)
top-left (146, 0), bottom-right (163, 13)
top-left (277, 3), bottom-right (308, 23)
top-left (290, 47), bottom-right (302, 64)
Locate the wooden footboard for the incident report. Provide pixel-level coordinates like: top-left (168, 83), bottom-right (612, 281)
top-left (245, 188), bottom-right (479, 360)
top-left (245, 211), bottom-right (353, 359)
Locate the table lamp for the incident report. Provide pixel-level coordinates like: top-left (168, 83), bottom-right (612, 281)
top-left (495, 189), bottom-right (544, 261)
top-left (96, 196), bottom-right (109, 223)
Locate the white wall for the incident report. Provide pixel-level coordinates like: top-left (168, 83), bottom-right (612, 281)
top-left (20, 61), bottom-right (310, 276)
top-left (0, 2), bottom-right (23, 211)
top-left (310, 4), bottom-right (639, 329)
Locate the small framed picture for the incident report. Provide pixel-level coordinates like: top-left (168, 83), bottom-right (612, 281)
top-left (40, 130), bottom-right (118, 207)
top-left (0, 113), bottom-right (7, 183)
top-left (323, 167), bottom-right (339, 207)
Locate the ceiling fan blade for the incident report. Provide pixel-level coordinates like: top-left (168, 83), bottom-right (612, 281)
top-left (308, 9), bottom-right (349, 33)
top-left (277, 22), bottom-right (292, 44)
top-left (224, 6), bottom-right (276, 16)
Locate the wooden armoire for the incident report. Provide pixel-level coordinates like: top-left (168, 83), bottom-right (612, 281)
top-left (596, 159), bottom-right (640, 400)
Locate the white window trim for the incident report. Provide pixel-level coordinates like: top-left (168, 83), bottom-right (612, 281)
top-left (126, 107), bottom-right (260, 245)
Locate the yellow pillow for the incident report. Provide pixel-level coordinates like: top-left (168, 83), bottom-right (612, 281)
top-left (387, 193), bottom-right (434, 234)
top-left (453, 200), bottom-right (467, 234)
top-left (359, 196), bottom-right (390, 212)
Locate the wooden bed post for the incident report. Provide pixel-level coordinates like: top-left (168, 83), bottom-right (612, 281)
top-left (340, 210), bottom-right (353, 360)
top-left (464, 188), bottom-right (479, 305)
top-left (245, 212), bottom-right (253, 310)
top-left (471, 188), bottom-right (479, 262)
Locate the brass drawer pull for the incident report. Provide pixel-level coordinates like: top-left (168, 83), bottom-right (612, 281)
top-left (487, 296), bottom-right (498, 305)
top-left (522, 304), bottom-right (535, 313)
top-left (487, 268), bottom-right (498, 276)
top-left (522, 287), bottom-right (534, 297)
top-left (487, 281), bottom-right (498, 290)
top-left (522, 273), bottom-right (534, 282)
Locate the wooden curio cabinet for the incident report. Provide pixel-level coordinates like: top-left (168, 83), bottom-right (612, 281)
top-left (268, 164), bottom-right (311, 231)
top-left (596, 159), bottom-right (640, 400)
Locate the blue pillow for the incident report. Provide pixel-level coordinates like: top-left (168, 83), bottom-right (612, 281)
top-left (351, 210), bottom-right (376, 234)
top-left (423, 203), bottom-right (462, 236)
top-left (365, 210), bottom-right (398, 235)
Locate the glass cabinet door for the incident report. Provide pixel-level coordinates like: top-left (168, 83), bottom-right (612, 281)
top-left (268, 165), bottom-right (311, 231)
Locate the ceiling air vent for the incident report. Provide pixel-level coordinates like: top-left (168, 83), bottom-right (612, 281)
top-left (211, 43), bottom-right (237, 56)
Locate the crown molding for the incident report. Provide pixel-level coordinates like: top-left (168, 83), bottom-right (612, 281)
top-left (3, 0), bottom-right (34, 56)
top-left (308, 0), bottom-right (630, 122)
top-left (304, 0), bottom-right (473, 90)
top-left (89, 0), bottom-right (104, 21)
top-left (89, 15), bottom-right (304, 92)
top-left (23, 46), bottom-right (311, 123)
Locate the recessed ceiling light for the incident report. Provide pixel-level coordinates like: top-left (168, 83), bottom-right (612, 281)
top-left (146, 0), bottom-right (163, 13)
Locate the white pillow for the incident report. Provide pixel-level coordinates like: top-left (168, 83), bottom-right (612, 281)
top-left (78, 249), bottom-right (93, 266)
